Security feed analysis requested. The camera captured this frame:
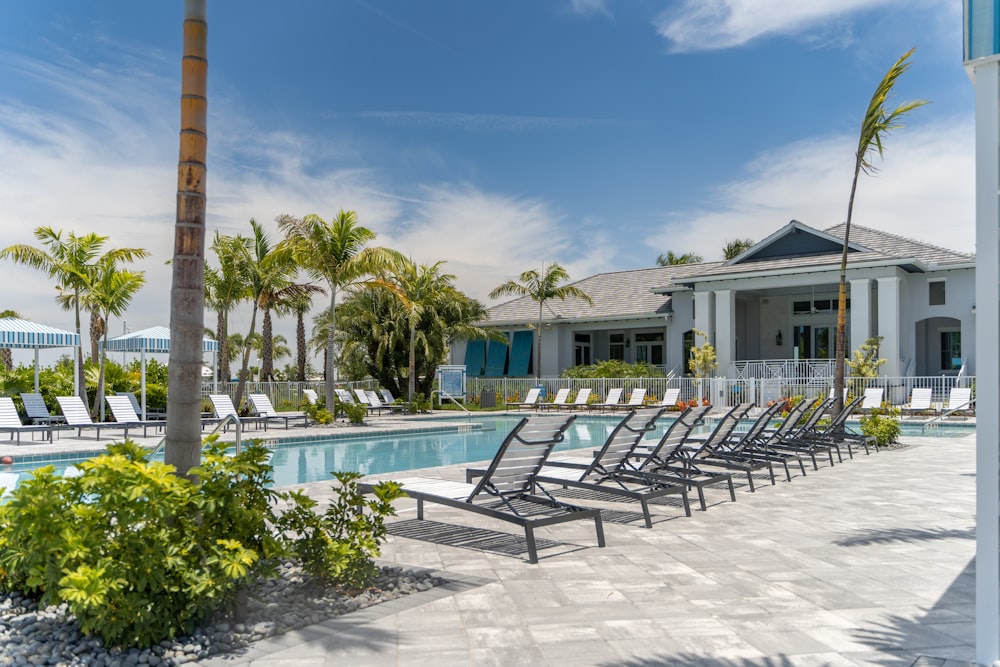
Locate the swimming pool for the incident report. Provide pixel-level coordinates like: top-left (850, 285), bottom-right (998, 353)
top-left (0, 413), bottom-right (976, 489)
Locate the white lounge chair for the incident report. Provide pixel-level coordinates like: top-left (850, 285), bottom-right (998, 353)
top-left (657, 388), bottom-right (681, 408)
top-left (539, 388), bottom-right (571, 411)
top-left (303, 389), bottom-right (319, 405)
top-left (249, 394), bottom-right (310, 428)
top-left (0, 472), bottom-right (20, 499)
top-left (208, 394), bottom-right (269, 430)
top-left (561, 388), bottom-right (592, 410)
top-left (860, 387), bottom-right (884, 413)
top-left (515, 387), bottom-right (542, 410)
top-left (0, 396), bottom-right (53, 444)
top-left (901, 388), bottom-right (933, 417)
top-left (365, 390), bottom-right (405, 415)
top-left (105, 395), bottom-right (165, 438)
top-left (945, 387), bottom-right (974, 416)
top-left (613, 388), bottom-right (646, 411)
top-left (590, 388), bottom-right (623, 412)
top-left (56, 396), bottom-right (130, 439)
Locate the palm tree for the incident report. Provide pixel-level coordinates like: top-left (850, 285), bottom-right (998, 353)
top-left (87, 258), bottom-right (146, 417)
top-left (392, 260), bottom-right (457, 401)
top-left (832, 48), bottom-right (927, 416)
top-left (489, 263), bottom-right (593, 380)
top-left (205, 231), bottom-right (252, 385)
top-left (656, 251), bottom-right (703, 266)
top-left (285, 290), bottom-right (323, 381)
top-left (722, 238), bottom-right (754, 260)
top-left (231, 219), bottom-right (312, 409)
top-left (1, 227), bottom-right (148, 397)
top-left (277, 211), bottom-right (404, 412)
top-left (166, 0), bottom-right (208, 478)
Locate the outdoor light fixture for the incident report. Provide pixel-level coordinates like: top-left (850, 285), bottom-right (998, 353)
top-left (625, 337), bottom-right (631, 348)
top-left (776, 330), bottom-right (783, 346)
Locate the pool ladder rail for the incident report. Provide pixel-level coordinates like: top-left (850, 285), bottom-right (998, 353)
top-left (921, 397), bottom-right (975, 433)
top-left (148, 413), bottom-right (244, 459)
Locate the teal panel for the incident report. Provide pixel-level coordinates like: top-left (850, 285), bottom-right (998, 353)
top-left (483, 340), bottom-right (509, 377)
top-left (463, 339), bottom-right (486, 376)
top-left (508, 331), bottom-right (533, 376)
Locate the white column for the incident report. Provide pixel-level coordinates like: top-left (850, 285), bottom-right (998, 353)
top-left (876, 277), bottom-right (900, 377)
top-left (693, 291), bottom-right (713, 343)
top-left (849, 278), bottom-right (871, 346)
top-left (972, 54), bottom-right (1000, 666)
top-left (714, 289), bottom-right (735, 374)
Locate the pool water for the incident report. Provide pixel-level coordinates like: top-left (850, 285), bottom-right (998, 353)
top-left (0, 414), bottom-right (976, 489)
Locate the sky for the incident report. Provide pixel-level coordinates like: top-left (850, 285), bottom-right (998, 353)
top-left (0, 0), bottom-right (975, 368)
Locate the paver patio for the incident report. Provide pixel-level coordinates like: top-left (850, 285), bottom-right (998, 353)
top-left (194, 429), bottom-right (978, 666)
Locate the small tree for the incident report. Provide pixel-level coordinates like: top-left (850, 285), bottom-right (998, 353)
top-left (687, 328), bottom-right (717, 378)
top-left (846, 336), bottom-right (886, 378)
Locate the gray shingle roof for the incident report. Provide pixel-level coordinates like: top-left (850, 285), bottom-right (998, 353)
top-left (486, 262), bottom-right (721, 324)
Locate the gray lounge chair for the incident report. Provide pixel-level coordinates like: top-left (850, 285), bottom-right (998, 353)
top-left (360, 414), bottom-right (605, 564)
top-left (20, 392), bottom-right (64, 425)
top-left (519, 408), bottom-right (692, 526)
top-left (208, 394), bottom-right (269, 431)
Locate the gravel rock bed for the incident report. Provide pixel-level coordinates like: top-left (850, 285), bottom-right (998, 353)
top-left (0, 561), bottom-right (445, 666)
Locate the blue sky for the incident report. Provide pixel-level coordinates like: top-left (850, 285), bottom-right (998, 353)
top-left (0, 0), bottom-right (973, 364)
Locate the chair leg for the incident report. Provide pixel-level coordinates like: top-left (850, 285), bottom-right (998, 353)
top-left (745, 470), bottom-right (756, 493)
top-left (594, 514), bottom-right (606, 547)
top-left (640, 501), bottom-right (653, 528)
top-left (524, 526), bottom-right (538, 564)
top-left (727, 477), bottom-right (736, 502)
top-left (695, 485), bottom-right (707, 512)
top-left (416, 498), bottom-right (424, 520)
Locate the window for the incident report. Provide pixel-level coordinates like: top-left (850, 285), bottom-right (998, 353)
top-left (929, 281), bottom-right (946, 306)
top-left (940, 330), bottom-right (961, 371)
top-left (609, 333), bottom-right (625, 361)
top-left (574, 333), bottom-right (592, 366)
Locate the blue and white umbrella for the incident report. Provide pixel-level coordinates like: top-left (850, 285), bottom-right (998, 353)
top-left (103, 326), bottom-right (219, 420)
top-left (0, 317), bottom-right (80, 394)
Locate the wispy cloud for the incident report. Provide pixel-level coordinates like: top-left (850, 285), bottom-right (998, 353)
top-left (646, 115), bottom-right (974, 261)
top-left (359, 110), bottom-right (624, 132)
top-left (654, 0), bottom-right (898, 52)
top-left (569, 0), bottom-right (612, 18)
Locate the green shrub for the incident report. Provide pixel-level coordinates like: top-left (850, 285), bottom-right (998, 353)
top-left (304, 400), bottom-right (334, 424)
top-left (860, 405), bottom-right (902, 446)
top-left (562, 359), bottom-right (666, 379)
top-left (0, 440), bottom-right (278, 648)
top-left (341, 401), bottom-right (368, 424)
top-left (276, 472), bottom-right (404, 589)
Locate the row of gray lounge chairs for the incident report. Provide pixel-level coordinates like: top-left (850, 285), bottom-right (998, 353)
top-left (361, 396), bottom-right (877, 563)
top-left (0, 392), bottom-right (312, 445)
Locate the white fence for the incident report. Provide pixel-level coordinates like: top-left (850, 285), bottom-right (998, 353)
top-left (202, 375), bottom-right (974, 414)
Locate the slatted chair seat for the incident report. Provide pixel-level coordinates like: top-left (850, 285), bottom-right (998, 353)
top-left (249, 394), bottom-right (310, 428)
top-left (20, 392), bottom-right (64, 425)
top-left (0, 397), bottom-right (54, 444)
top-left (56, 396), bottom-right (130, 440)
top-left (360, 414), bottom-right (605, 564)
top-left (208, 394), bottom-right (269, 431)
top-left (104, 395), bottom-right (165, 438)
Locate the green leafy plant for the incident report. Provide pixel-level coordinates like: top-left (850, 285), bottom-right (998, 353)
top-left (303, 400), bottom-right (334, 425)
top-left (0, 440), bottom-right (280, 648)
top-left (860, 405), bottom-right (901, 447)
top-left (341, 400), bottom-right (368, 424)
top-left (561, 359), bottom-right (666, 379)
top-left (277, 472), bottom-right (404, 589)
top-left (688, 328), bottom-right (717, 379)
top-left (846, 336), bottom-right (886, 378)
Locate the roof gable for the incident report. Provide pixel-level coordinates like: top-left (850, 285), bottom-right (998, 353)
top-left (729, 220), bottom-right (867, 265)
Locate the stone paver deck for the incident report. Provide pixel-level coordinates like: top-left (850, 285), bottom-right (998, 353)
top-left (1, 414), bottom-right (978, 666)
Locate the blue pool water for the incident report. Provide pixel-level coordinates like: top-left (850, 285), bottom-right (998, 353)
top-left (0, 414), bottom-right (976, 489)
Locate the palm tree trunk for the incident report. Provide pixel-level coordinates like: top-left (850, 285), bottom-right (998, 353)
top-left (834, 157), bottom-right (864, 418)
top-left (233, 305), bottom-right (258, 410)
top-left (165, 0), bottom-right (208, 480)
top-left (535, 301), bottom-right (543, 381)
top-left (74, 290), bottom-right (85, 398)
top-left (89, 310), bottom-right (103, 364)
top-left (0, 348), bottom-right (11, 370)
top-left (296, 308), bottom-right (306, 381)
top-left (216, 309), bottom-right (228, 383)
top-left (261, 306), bottom-right (274, 382)
top-left (325, 287), bottom-right (337, 412)
top-left (408, 321), bottom-right (417, 402)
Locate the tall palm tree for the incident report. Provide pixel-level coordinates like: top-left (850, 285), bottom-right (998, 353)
top-left (231, 219), bottom-right (309, 409)
top-left (1, 227), bottom-right (147, 397)
top-left (656, 251), bottom-right (703, 266)
top-left (205, 231), bottom-right (252, 385)
top-left (285, 290), bottom-right (323, 381)
top-left (166, 0), bottom-right (208, 478)
top-left (489, 263), bottom-right (593, 380)
top-left (392, 260), bottom-right (456, 401)
top-left (832, 48), bottom-right (927, 416)
top-left (277, 211), bottom-right (404, 412)
top-left (87, 258), bottom-right (146, 417)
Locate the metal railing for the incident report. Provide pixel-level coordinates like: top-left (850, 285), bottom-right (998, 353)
top-left (147, 413), bottom-right (244, 459)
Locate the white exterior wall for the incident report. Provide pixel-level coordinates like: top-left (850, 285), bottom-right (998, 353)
top-left (899, 268), bottom-right (977, 374)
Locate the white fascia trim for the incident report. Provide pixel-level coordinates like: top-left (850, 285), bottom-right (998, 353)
top-left (485, 312), bottom-right (670, 328)
top-left (678, 258), bottom-right (930, 286)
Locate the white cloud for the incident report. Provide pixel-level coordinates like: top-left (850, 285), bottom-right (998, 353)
top-left (655, 0), bottom-right (898, 52)
top-left (569, 0), bottom-right (612, 18)
top-left (646, 115), bottom-right (974, 261)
